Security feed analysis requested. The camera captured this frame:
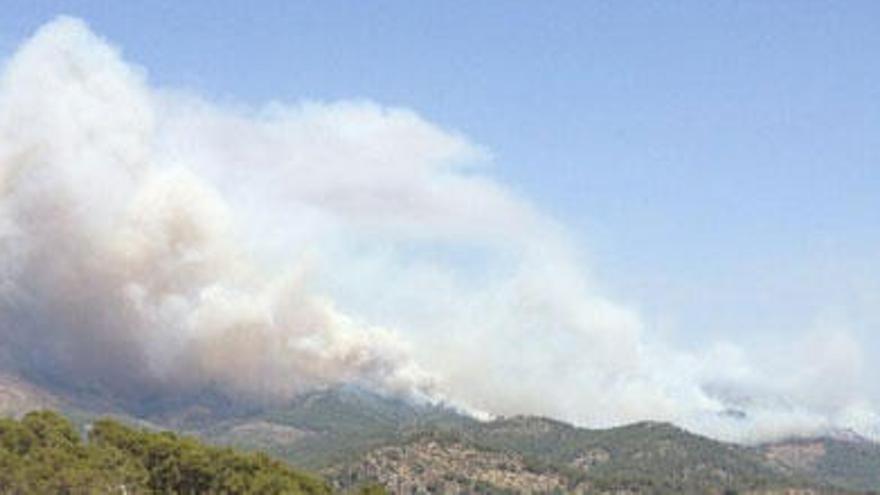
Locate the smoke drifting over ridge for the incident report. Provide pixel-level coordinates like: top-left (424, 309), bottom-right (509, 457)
top-left (0, 17), bottom-right (432, 404)
top-left (0, 18), bottom-right (877, 442)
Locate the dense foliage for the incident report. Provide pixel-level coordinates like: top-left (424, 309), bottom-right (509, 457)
top-left (226, 388), bottom-right (845, 494)
top-left (0, 410), bottom-right (331, 494)
top-left (466, 418), bottom-right (799, 493)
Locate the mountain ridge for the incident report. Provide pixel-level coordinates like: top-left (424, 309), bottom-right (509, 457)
top-left (1, 373), bottom-right (877, 493)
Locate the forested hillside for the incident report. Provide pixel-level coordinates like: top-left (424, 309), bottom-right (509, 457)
top-left (1, 383), bottom-right (878, 494)
top-left (0, 410), bottom-right (332, 494)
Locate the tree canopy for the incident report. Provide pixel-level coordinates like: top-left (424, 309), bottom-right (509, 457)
top-left (0, 410), bottom-right (332, 494)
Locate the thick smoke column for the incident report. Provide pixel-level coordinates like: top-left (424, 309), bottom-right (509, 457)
top-left (0, 18), bottom-right (877, 441)
top-left (0, 17), bottom-right (431, 404)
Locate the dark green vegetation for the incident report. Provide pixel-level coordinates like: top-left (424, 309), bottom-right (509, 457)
top-left (437, 418), bottom-right (800, 493)
top-left (198, 388), bottom-right (874, 494)
top-left (2, 376), bottom-right (879, 494)
top-left (205, 386), bottom-right (473, 468)
top-left (0, 410), bottom-right (331, 494)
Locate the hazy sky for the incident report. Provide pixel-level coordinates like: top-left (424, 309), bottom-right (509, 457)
top-left (2, 2), bottom-right (879, 437)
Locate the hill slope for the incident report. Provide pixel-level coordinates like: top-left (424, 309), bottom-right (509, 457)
top-left (763, 436), bottom-right (880, 493)
top-left (2, 376), bottom-right (878, 493)
top-left (0, 410), bottom-right (331, 494)
top-left (195, 388), bottom-right (873, 493)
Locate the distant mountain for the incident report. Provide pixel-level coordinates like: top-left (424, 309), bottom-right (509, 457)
top-left (204, 385), bottom-right (472, 468)
top-left (195, 387), bottom-right (876, 494)
top-left (1, 374), bottom-right (878, 494)
top-left (0, 373), bottom-right (60, 415)
top-left (762, 436), bottom-right (880, 493)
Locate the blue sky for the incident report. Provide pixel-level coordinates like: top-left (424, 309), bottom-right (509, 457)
top-left (3, 0), bottom-right (878, 349)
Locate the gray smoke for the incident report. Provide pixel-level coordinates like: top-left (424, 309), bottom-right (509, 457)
top-left (0, 17), bottom-right (431, 406)
top-left (0, 17), bottom-right (877, 441)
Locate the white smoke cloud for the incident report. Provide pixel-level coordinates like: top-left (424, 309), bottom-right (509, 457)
top-left (0, 17), bottom-right (876, 441)
top-left (0, 17), bottom-right (431, 404)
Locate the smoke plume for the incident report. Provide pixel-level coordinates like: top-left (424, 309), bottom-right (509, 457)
top-left (0, 17), bottom-right (877, 442)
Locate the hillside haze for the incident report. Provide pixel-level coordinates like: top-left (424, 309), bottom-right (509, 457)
top-left (1, 11), bottom-right (879, 494)
top-left (0, 16), bottom-right (877, 447)
top-left (2, 373), bottom-right (878, 493)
